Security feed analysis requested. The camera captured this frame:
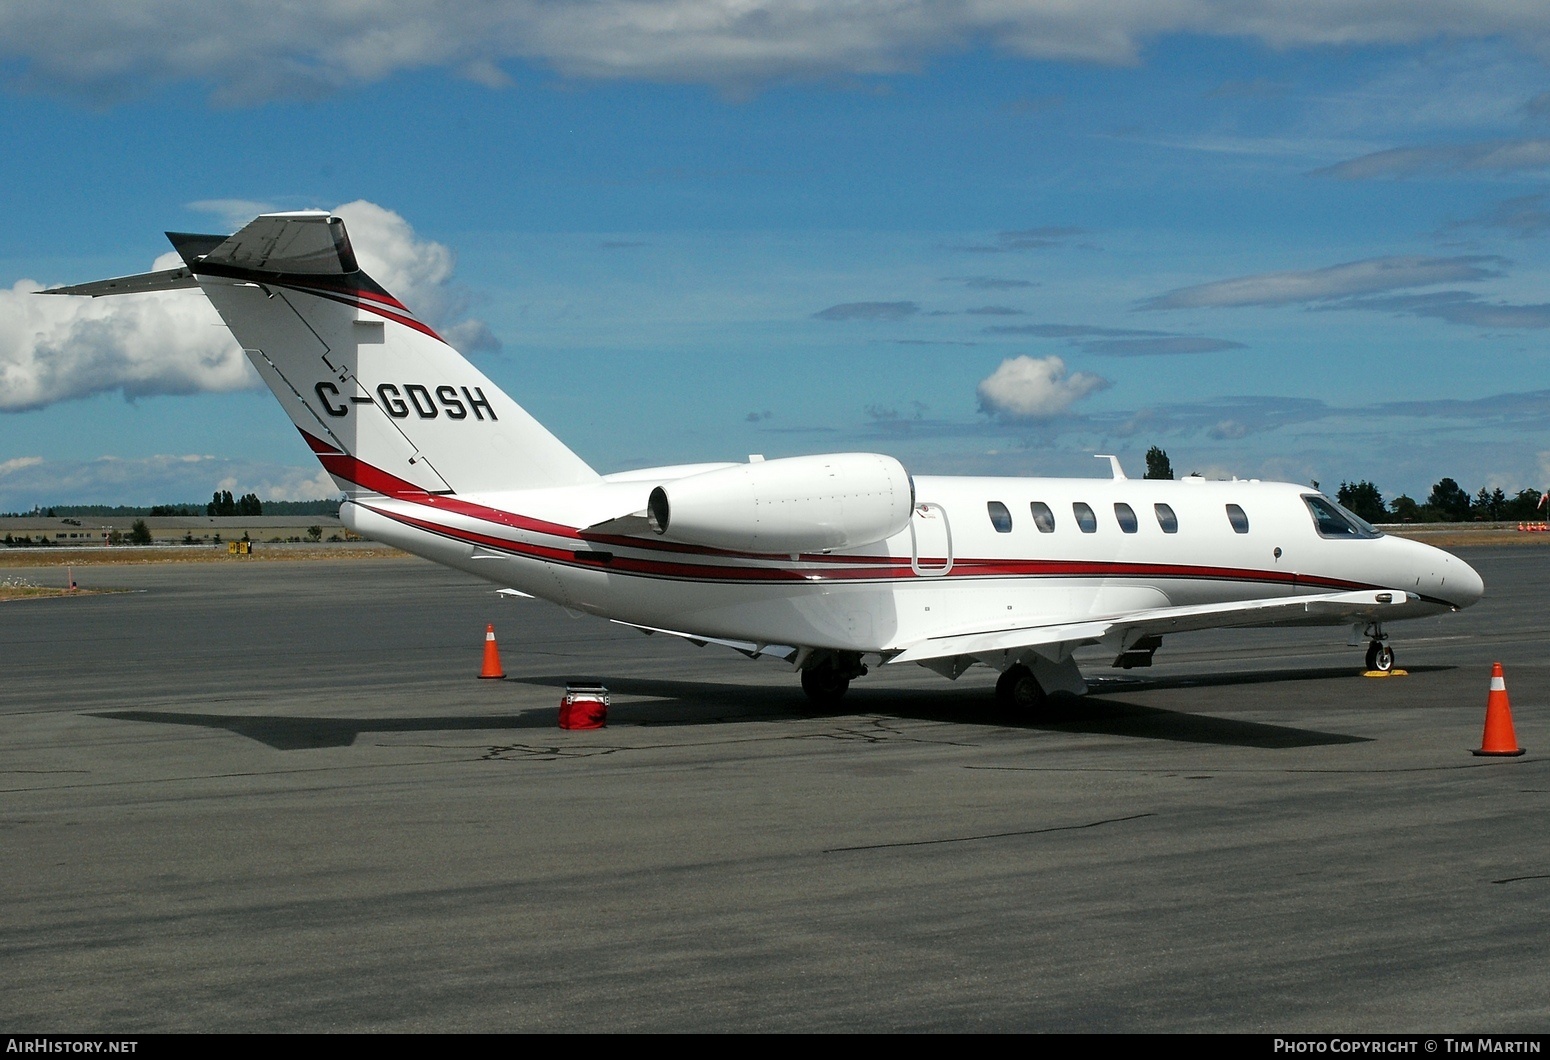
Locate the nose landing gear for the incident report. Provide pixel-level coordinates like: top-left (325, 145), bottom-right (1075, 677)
top-left (1365, 641), bottom-right (1395, 672)
top-left (1362, 622), bottom-right (1395, 672)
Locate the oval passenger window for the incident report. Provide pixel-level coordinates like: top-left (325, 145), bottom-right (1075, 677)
top-left (1073, 502), bottom-right (1097, 533)
top-left (987, 501), bottom-right (1013, 533)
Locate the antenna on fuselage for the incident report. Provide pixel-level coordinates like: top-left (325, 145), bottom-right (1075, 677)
top-left (1094, 454), bottom-right (1126, 480)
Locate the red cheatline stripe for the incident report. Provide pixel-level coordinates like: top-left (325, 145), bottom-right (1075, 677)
top-left (298, 431), bottom-right (344, 456)
top-left (282, 284), bottom-right (446, 343)
top-left (361, 500), bottom-right (1376, 591)
top-left (368, 504), bottom-right (818, 582)
top-left (299, 429), bottom-right (582, 539)
top-left (301, 430), bottom-right (1375, 591)
top-left (191, 261), bottom-right (414, 314)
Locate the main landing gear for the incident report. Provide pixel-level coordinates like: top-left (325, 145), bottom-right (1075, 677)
top-left (1363, 622), bottom-right (1395, 672)
top-left (995, 663), bottom-right (1046, 711)
top-left (800, 652), bottom-right (869, 706)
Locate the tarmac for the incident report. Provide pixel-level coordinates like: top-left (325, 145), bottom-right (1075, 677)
top-left (0, 545), bottom-right (1545, 1032)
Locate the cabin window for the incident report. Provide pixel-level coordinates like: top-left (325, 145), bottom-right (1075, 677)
top-left (1303, 494), bottom-right (1382, 540)
top-left (1073, 502), bottom-right (1098, 533)
top-left (987, 501), bottom-right (1013, 533)
top-left (1226, 503), bottom-right (1250, 534)
top-left (1114, 502), bottom-right (1138, 534)
top-left (1029, 501), bottom-right (1056, 533)
top-left (1154, 503), bottom-right (1178, 533)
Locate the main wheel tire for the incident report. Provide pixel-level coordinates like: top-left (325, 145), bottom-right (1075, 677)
top-left (1365, 642), bottom-right (1379, 670)
top-left (801, 665), bottom-right (850, 706)
top-left (995, 664), bottom-right (1046, 711)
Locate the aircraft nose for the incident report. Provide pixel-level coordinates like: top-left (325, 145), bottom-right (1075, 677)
top-left (1448, 555), bottom-right (1485, 609)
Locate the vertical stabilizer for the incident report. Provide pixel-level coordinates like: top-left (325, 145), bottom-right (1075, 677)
top-left (170, 212), bottom-right (598, 496)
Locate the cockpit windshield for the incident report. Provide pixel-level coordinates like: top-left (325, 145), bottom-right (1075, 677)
top-left (1302, 494), bottom-right (1383, 539)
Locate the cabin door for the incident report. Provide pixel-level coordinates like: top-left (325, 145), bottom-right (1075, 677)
top-left (910, 502), bottom-right (954, 577)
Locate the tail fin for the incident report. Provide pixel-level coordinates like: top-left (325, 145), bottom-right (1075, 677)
top-left (53, 211), bottom-right (597, 496)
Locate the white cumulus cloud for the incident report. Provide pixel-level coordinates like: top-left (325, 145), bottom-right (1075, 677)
top-left (0, 264), bottom-right (251, 412)
top-left (333, 200), bottom-right (499, 351)
top-left (976, 355), bottom-right (1110, 420)
top-left (0, 201), bottom-right (495, 413)
top-left (0, 455), bottom-right (44, 476)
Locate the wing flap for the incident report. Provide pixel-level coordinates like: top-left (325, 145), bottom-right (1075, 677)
top-left (610, 620), bottom-right (798, 662)
top-left (889, 620), bottom-right (1111, 665)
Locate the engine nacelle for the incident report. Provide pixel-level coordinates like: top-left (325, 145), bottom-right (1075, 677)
top-left (646, 453), bottom-right (913, 553)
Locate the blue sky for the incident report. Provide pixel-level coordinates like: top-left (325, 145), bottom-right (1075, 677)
top-left (2, 4), bottom-right (1549, 510)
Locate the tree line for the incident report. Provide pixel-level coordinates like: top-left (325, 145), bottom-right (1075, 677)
top-left (1335, 479), bottom-right (1543, 524)
top-left (5, 499), bottom-right (342, 518)
top-left (206, 490), bottom-right (263, 516)
top-left (1143, 448), bottom-right (1541, 524)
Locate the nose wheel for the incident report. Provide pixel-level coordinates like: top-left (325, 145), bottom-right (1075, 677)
top-left (1365, 640), bottom-right (1395, 672)
top-left (1360, 620), bottom-right (1395, 673)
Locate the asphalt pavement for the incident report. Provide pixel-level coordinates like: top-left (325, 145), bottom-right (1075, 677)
top-left (1, 547), bottom-right (1545, 1032)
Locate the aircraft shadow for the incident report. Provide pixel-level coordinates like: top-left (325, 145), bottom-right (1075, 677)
top-left (90, 710), bottom-right (563, 752)
top-left (979, 697), bottom-right (1368, 748)
top-left (522, 673), bottom-right (1372, 749)
top-left (92, 662), bottom-right (1390, 751)
top-left (1085, 663), bottom-right (1450, 695)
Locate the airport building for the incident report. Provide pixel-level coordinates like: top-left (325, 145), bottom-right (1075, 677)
top-left (0, 514), bottom-right (357, 549)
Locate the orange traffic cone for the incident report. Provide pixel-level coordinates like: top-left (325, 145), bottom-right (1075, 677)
top-left (1473, 662), bottom-right (1524, 757)
top-left (478, 623), bottom-right (506, 679)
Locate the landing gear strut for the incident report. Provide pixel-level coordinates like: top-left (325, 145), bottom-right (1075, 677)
top-left (995, 663), bottom-right (1046, 711)
top-left (800, 652), bottom-right (868, 706)
top-left (1363, 622), bottom-right (1395, 672)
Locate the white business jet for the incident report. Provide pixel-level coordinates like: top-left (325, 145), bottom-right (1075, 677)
top-left (47, 212), bottom-right (1484, 707)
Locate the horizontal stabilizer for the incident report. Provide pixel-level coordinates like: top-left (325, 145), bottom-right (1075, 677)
top-left (40, 267), bottom-right (198, 298)
top-left (204, 212), bottom-right (356, 275)
top-left (165, 232), bottom-right (230, 267)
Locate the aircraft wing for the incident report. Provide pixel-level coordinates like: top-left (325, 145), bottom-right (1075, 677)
top-left (887, 588), bottom-right (1416, 665)
top-left (611, 620), bottom-right (800, 663)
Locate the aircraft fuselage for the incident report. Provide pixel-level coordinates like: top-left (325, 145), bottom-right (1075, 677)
top-left (343, 472), bottom-right (1482, 655)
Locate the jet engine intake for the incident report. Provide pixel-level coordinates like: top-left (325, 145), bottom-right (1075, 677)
top-left (646, 453), bottom-right (913, 553)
